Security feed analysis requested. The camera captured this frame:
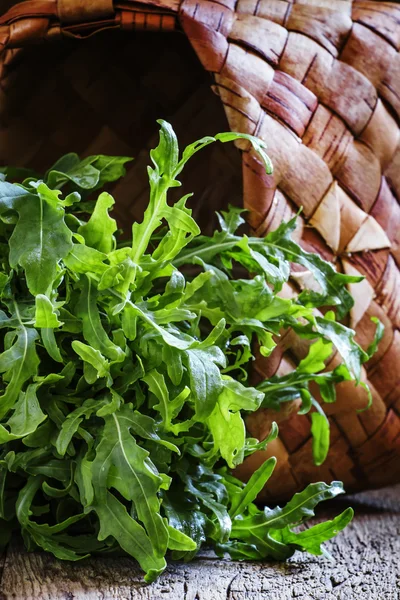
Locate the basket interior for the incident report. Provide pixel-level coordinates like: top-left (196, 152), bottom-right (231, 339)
top-left (0, 28), bottom-right (243, 233)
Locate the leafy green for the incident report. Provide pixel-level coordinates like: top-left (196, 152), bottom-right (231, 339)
top-left (229, 457), bottom-right (276, 518)
top-left (0, 383), bottom-right (46, 442)
top-left (90, 405), bottom-right (169, 564)
top-left (207, 379), bottom-right (263, 468)
top-left (78, 192), bottom-right (117, 253)
top-left (270, 507), bottom-right (354, 556)
top-left (310, 411), bottom-right (330, 467)
top-left (0, 182), bottom-right (73, 295)
top-left (45, 153), bottom-right (132, 192)
top-left (0, 326), bottom-right (40, 419)
top-left (0, 121), bottom-right (372, 580)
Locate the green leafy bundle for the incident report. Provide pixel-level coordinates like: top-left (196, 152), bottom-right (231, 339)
top-left (0, 122), bottom-right (376, 581)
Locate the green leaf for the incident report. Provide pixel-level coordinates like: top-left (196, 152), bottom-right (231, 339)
top-left (310, 411), bottom-right (330, 466)
top-left (167, 524), bottom-right (197, 551)
top-left (16, 476), bottom-right (92, 560)
top-left (162, 495), bottom-right (207, 555)
top-left (129, 304), bottom-right (194, 350)
top-left (217, 206), bottom-right (246, 235)
top-left (95, 491), bottom-right (166, 581)
top-left (231, 481), bottom-right (345, 536)
top-left (121, 303), bottom-right (138, 341)
top-left (75, 275), bottom-right (125, 361)
top-left (215, 540), bottom-right (263, 560)
top-left (180, 470), bottom-right (232, 544)
top-left (5, 187), bottom-right (73, 295)
top-left (366, 317), bottom-right (384, 359)
top-left (215, 132), bottom-right (273, 173)
top-left (297, 339), bottom-right (333, 374)
top-left (64, 244), bottom-right (108, 275)
top-left (264, 219), bottom-right (361, 317)
top-left (0, 326), bottom-right (39, 419)
top-left (71, 341), bottom-right (109, 380)
top-left (75, 451), bottom-right (94, 507)
top-left (41, 328), bottom-right (63, 363)
top-left (46, 153), bottom-right (100, 190)
top-left (151, 120), bottom-right (179, 179)
top-left (314, 314), bottom-right (367, 381)
top-left (78, 192), bottom-right (117, 254)
top-left (184, 348), bottom-right (225, 421)
top-left (0, 179), bottom-right (35, 211)
top-left (46, 154), bottom-right (132, 191)
top-left (272, 508), bottom-right (354, 555)
top-left (0, 127), bottom-right (361, 580)
top-left (35, 294), bottom-right (62, 328)
top-left (0, 383), bottom-right (47, 442)
top-left (125, 410), bottom-right (180, 454)
top-left (142, 369), bottom-right (190, 434)
top-left (229, 458), bottom-right (276, 518)
top-left (207, 379), bottom-right (263, 468)
top-left (89, 155), bottom-right (132, 189)
top-left (162, 345), bottom-right (183, 386)
top-left (91, 405), bottom-right (169, 559)
top-left (55, 399), bottom-right (99, 456)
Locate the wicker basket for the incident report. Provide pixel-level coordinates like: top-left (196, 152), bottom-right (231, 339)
top-left (1, 0), bottom-right (400, 503)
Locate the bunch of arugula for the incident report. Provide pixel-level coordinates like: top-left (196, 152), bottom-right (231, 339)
top-left (0, 122), bottom-right (379, 582)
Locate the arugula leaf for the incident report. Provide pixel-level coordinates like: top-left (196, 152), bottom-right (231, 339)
top-left (46, 154), bottom-right (132, 191)
top-left (89, 155), bottom-right (133, 189)
top-left (46, 153), bottom-right (100, 190)
top-left (271, 507), bottom-right (354, 556)
top-left (366, 317), bottom-right (384, 359)
top-left (143, 369), bottom-right (191, 434)
top-left (75, 275), bottom-right (125, 362)
top-left (0, 182), bottom-right (73, 295)
top-left (0, 122), bottom-right (370, 581)
top-left (16, 476), bottom-right (91, 561)
top-left (184, 348), bottom-right (225, 421)
top-left (297, 339), bottom-right (333, 374)
top-left (64, 244), bottom-right (108, 275)
top-left (0, 383), bottom-right (46, 442)
top-left (229, 457), bottom-right (276, 518)
top-left (231, 481), bottom-right (345, 538)
top-left (35, 294), bottom-right (62, 329)
top-left (166, 523), bottom-right (197, 551)
top-left (313, 313), bottom-right (368, 381)
top-left (0, 326), bottom-right (39, 419)
top-left (90, 405), bottom-right (169, 562)
top-left (55, 398), bottom-right (99, 456)
top-left (78, 192), bottom-right (117, 254)
top-left (71, 341), bottom-right (110, 381)
top-left (208, 379), bottom-right (263, 467)
top-left (310, 411), bottom-right (330, 467)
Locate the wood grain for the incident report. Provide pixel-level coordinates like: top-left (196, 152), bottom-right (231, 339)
top-left (0, 486), bottom-right (399, 600)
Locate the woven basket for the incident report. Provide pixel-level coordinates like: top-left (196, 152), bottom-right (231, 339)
top-left (1, 0), bottom-right (400, 503)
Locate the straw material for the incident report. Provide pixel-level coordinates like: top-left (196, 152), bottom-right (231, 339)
top-left (1, 0), bottom-right (400, 502)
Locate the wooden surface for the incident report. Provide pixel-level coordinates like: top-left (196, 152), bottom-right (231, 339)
top-left (0, 485), bottom-right (398, 600)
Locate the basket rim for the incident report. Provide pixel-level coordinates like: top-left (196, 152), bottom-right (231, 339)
top-left (0, 0), bottom-right (181, 46)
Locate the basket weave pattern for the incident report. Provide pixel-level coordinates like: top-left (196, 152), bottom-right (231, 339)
top-left (1, 0), bottom-right (400, 501)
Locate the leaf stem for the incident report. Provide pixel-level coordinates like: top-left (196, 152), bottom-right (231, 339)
top-left (132, 181), bottom-right (168, 264)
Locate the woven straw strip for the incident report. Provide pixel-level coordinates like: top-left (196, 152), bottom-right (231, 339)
top-left (179, 0), bottom-right (400, 499)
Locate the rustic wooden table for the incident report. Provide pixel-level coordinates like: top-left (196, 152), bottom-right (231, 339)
top-left (1, 485), bottom-right (399, 600)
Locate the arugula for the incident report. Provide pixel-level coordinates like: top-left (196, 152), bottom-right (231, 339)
top-left (0, 121), bottom-right (377, 581)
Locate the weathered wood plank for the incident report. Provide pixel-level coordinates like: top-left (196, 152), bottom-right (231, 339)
top-left (1, 486), bottom-right (399, 600)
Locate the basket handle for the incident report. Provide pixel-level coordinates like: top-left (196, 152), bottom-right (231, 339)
top-left (58, 0), bottom-right (115, 24)
top-left (0, 0), bottom-right (180, 47)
